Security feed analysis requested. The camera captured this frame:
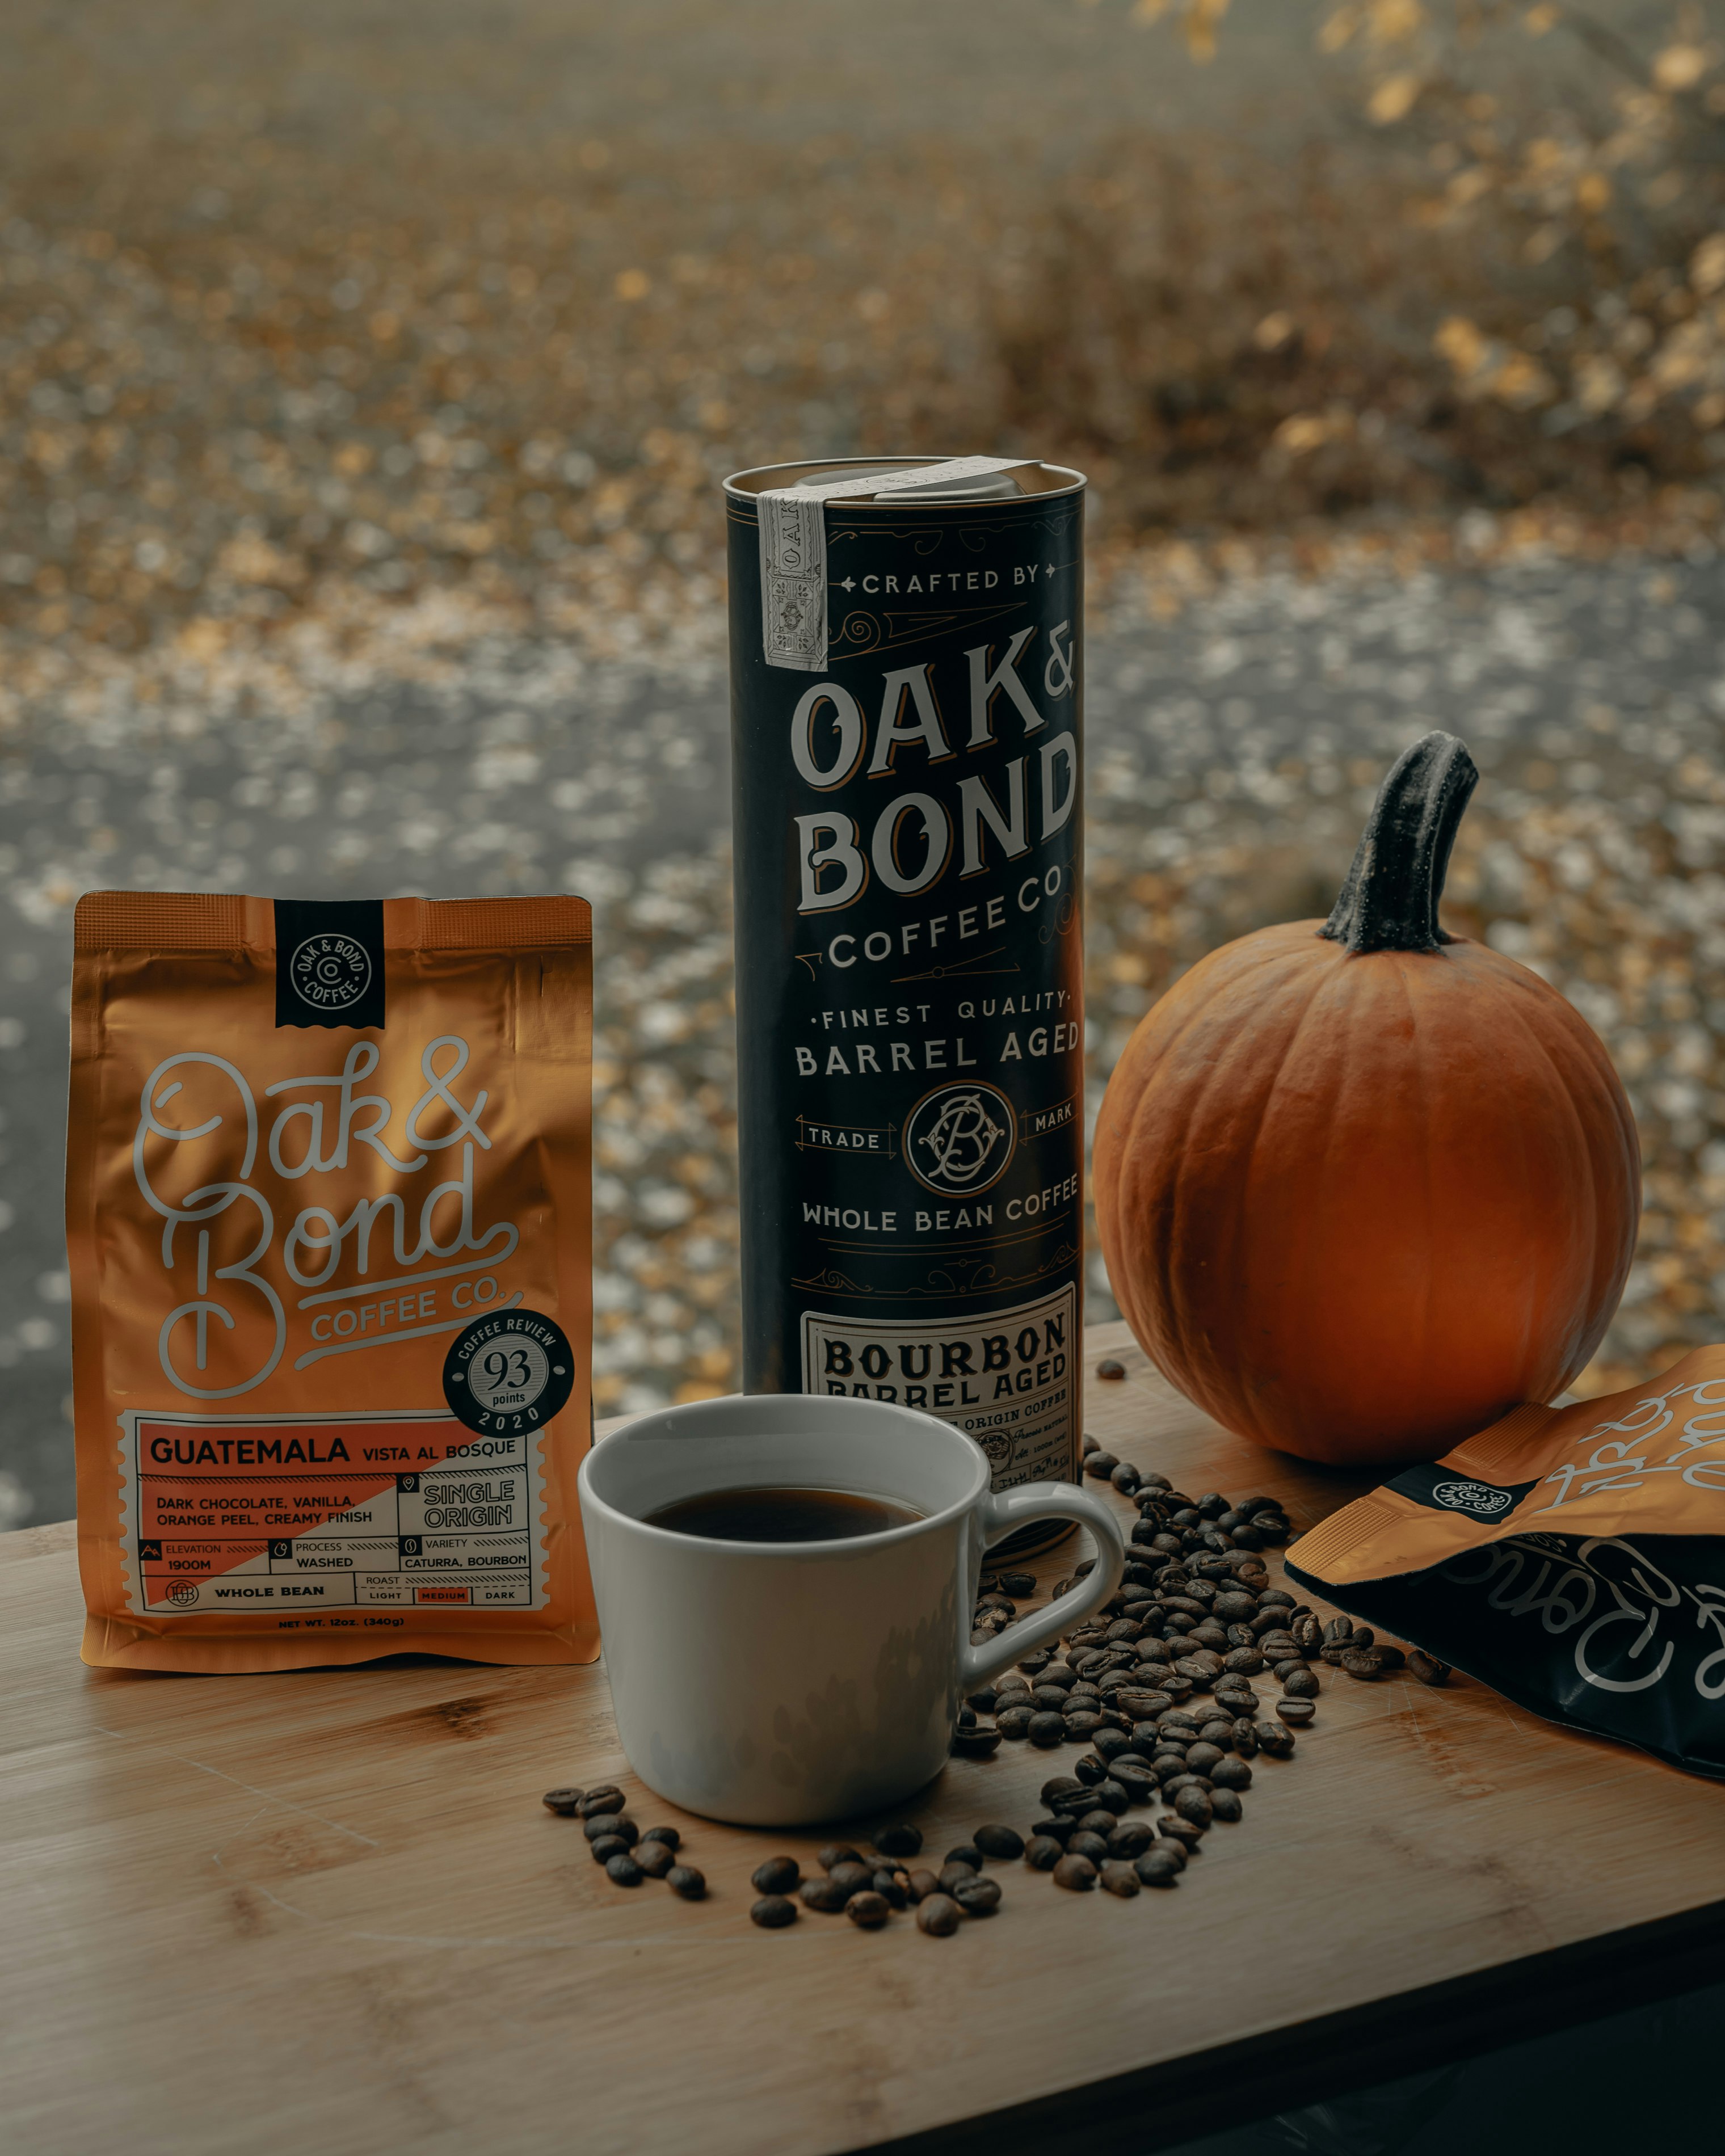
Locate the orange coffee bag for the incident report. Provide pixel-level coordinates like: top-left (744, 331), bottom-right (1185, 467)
top-left (69, 892), bottom-right (595, 1672)
top-left (1286, 1346), bottom-right (1725, 1777)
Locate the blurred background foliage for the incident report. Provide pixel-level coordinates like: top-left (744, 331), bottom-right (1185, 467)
top-left (3, 0), bottom-right (1723, 692)
top-left (0, 2), bottom-right (1722, 1465)
top-left (1074, 0), bottom-right (1725, 526)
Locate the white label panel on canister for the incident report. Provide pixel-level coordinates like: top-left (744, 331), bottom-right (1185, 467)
top-left (801, 1283), bottom-right (1077, 1490)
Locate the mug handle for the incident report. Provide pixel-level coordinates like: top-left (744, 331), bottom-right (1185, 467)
top-left (958, 1480), bottom-right (1129, 1694)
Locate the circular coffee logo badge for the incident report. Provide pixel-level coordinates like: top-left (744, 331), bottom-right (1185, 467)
top-left (443, 1309), bottom-right (576, 1434)
top-left (903, 1080), bottom-right (1017, 1197)
top-left (1432, 1479), bottom-right (1514, 1518)
top-left (290, 932), bottom-right (372, 1014)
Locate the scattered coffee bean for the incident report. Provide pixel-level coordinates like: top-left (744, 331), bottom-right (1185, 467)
top-left (1075, 1810), bottom-right (1119, 1839)
top-left (1210, 1789), bottom-right (1244, 1824)
top-left (996, 1707), bottom-right (1035, 1740)
top-left (1210, 1757), bottom-right (1253, 1791)
top-left (1025, 1835), bottom-right (1063, 1870)
top-left (1282, 1667), bottom-right (1321, 1700)
top-left (801, 1877), bottom-right (851, 1913)
top-left (906, 1868), bottom-right (941, 1901)
top-left (847, 1892), bottom-right (891, 1929)
top-left (1111, 1462), bottom-right (1142, 1495)
top-left (873, 1821), bottom-right (923, 1858)
top-left (828, 1862), bottom-right (875, 1897)
top-left (937, 1860), bottom-right (978, 1893)
top-left (583, 1812), bottom-right (636, 1845)
top-left (1173, 1787), bottom-right (1215, 1829)
top-left (1037, 1664), bottom-right (1078, 1691)
top-left (817, 1844), bottom-right (861, 1872)
top-left (1163, 1774), bottom-right (1213, 1800)
top-left (1374, 1646), bottom-right (1407, 1671)
top-left (1232, 1719), bottom-right (1259, 1758)
top-left (916, 1893), bottom-right (962, 1936)
top-left (751, 1856), bottom-right (801, 1896)
top-left (988, 1570), bottom-right (1037, 1597)
top-left (1340, 1648), bottom-right (1386, 1681)
top-left (589, 1834), bottom-right (629, 1865)
top-left (1158, 1816), bottom-right (1206, 1852)
top-left (541, 1786), bottom-right (584, 1815)
top-left (1053, 1852), bottom-right (1098, 1891)
top-left (1028, 1712), bottom-right (1067, 1747)
top-left (1082, 1432), bottom-right (1100, 1453)
top-left (871, 1869), bottom-right (908, 1909)
top-left (605, 1853), bottom-right (643, 1887)
top-left (952, 1726), bottom-right (1003, 1757)
top-left (1255, 1720), bottom-right (1297, 1757)
top-left (1276, 1697), bottom-right (1316, 1727)
top-left (667, 1865), bottom-right (706, 1900)
top-left (577, 1787), bottom-right (625, 1820)
top-left (1027, 1816), bottom-right (1075, 1842)
top-left (1107, 1820), bottom-right (1154, 1859)
top-left (1291, 1614), bottom-right (1322, 1653)
top-left (1185, 1742), bottom-right (1225, 1775)
top-left (945, 1843), bottom-right (985, 1872)
top-left (1063, 1711), bottom-right (1105, 1741)
top-left (1408, 1649), bottom-right (1451, 1687)
top-left (953, 1877), bottom-right (1002, 1915)
top-left (1100, 1860), bottom-right (1142, 1897)
top-left (973, 1824), bottom-right (1024, 1860)
top-left (1083, 1451), bottom-right (1118, 1478)
top-left (1112, 1762), bottom-right (1157, 1805)
top-left (639, 1825), bottom-right (681, 1850)
top-left (1096, 1358), bottom-right (1126, 1380)
top-left (1066, 1831), bottom-right (1110, 1864)
top-left (635, 1839), bottom-right (676, 1879)
top-left (751, 1894), bottom-right (797, 1928)
top-left (1135, 1847), bottom-right (1183, 1887)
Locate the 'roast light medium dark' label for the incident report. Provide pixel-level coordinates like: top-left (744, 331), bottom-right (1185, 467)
top-left (727, 457), bottom-right (1086, 1549)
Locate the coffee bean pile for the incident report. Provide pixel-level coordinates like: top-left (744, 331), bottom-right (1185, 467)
top-left (945, 1431), bottom-right (1451, 1900)
top-left (746, 1822), bottom-right (1008, 1934)
top-left (542, 1783), bottom-right (708, 1900)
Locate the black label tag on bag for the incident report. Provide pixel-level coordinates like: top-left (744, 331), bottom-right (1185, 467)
top-left (274, 899), bottom-right (386, 1030)
top-left (1385, 1460), bottom-right (1540, 1521)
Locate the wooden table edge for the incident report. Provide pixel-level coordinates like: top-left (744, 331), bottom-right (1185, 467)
top-left (865, 1893), bottom-right (1725, 2155)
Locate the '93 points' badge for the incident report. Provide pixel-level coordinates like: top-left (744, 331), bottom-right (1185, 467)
top-left (443, 1310), bottom-right (576, 1434)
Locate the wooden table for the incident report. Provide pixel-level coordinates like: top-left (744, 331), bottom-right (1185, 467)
top-left (6, 1319), bottom-right (1724, 2156)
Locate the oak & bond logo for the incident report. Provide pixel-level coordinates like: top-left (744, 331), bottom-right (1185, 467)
top-left (290, 933), bottom-right (372, 1014)
top-left (1431, 1479), bottom-right (1516, 1518)
top-left (903, 1080), bottom-right (1017, 1197)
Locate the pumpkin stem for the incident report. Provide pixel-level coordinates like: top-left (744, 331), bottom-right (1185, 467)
top-left (1320, 730), bottom-right (1478, 955)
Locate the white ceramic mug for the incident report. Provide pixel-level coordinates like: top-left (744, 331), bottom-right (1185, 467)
top-left (578, 1392), bottom-right (1127, 1826)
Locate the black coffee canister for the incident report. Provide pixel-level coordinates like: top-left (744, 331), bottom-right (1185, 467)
top-left (725, 456), bottom-right (1087, 1553)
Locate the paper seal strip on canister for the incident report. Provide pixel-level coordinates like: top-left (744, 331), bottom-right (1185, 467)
top-left (756, 456), bottom-right (1036, 671)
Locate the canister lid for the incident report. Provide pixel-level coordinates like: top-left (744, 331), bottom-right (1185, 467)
top-left (725, 456), bottom-right (1084, 504)
top-left (792, 462), bottom-right (1028, 503)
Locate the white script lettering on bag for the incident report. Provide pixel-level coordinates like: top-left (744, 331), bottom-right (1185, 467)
top-left (133, 1037), bottom-right (518, 1399)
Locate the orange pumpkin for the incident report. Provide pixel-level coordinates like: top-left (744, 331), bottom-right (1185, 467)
top-left (1093, 732), bottom-right (1641, 1467)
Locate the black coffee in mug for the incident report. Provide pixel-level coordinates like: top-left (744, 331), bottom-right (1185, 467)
top-left (645, 1486), bottom-right (923, 1544)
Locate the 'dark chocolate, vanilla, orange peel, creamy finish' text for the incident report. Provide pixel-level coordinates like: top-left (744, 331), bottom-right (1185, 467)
top-left (68, 891), bottom-right (596, 1673)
